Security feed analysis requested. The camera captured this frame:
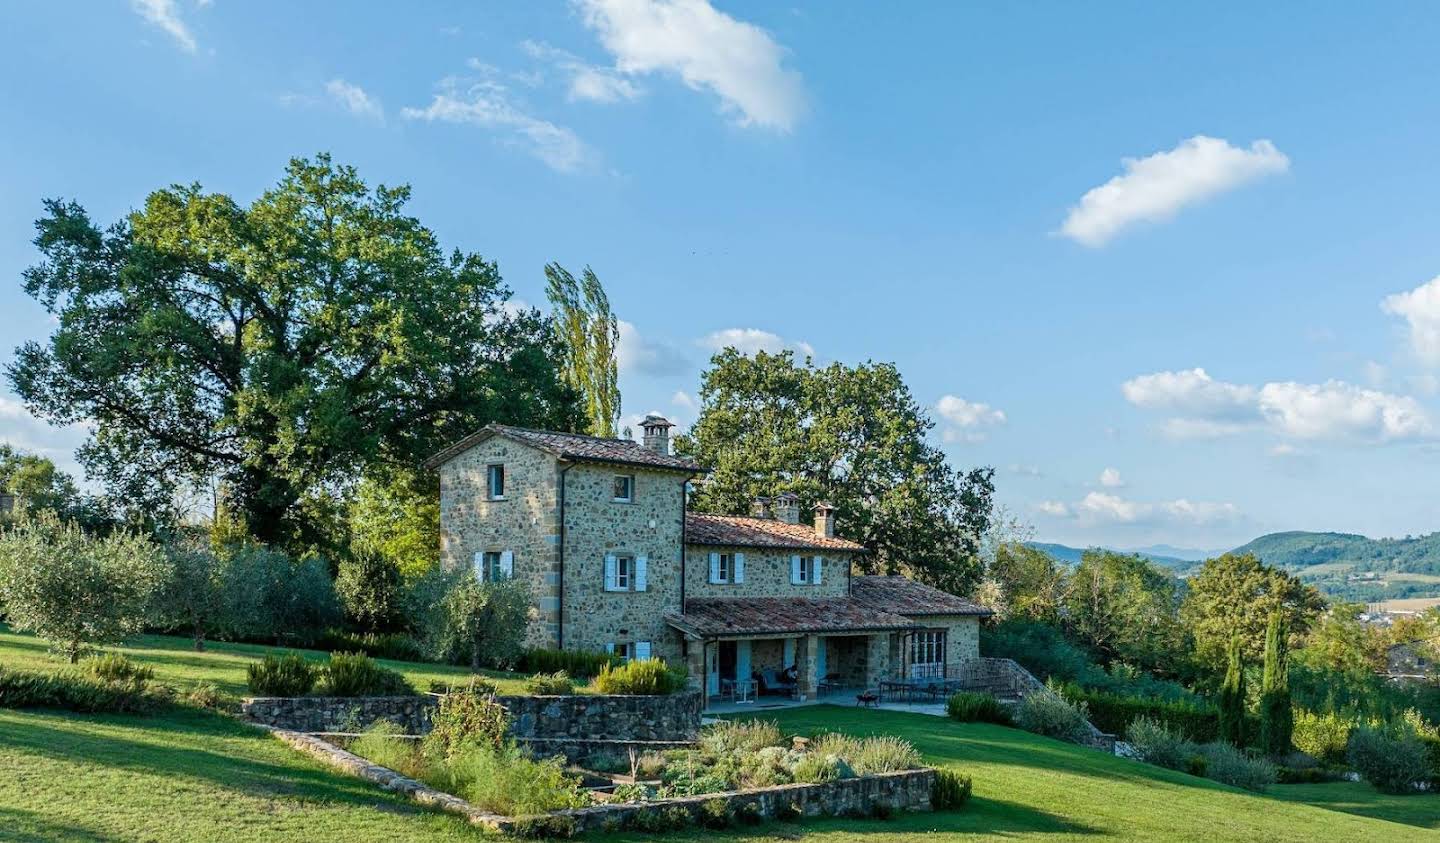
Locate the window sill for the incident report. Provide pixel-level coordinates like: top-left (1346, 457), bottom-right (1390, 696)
top-left (611, 498), bottom-right (634, 504)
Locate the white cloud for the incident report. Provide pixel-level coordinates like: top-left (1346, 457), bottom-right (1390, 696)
top-left (324, 79), bottom-right (384, 122)
top-left (1257, 380), bottom-right (1432, 443)
top-left (1008, 464), bottom-right (1043, 478)
top-left (1060, 136), bottom-right (1289, 247)
top-left (402, 76), bottom-right (587, 172)
top-left (131, 0), bottom-right (198, 53)
top-left (1043, 491), bottom-right (1242, 529)
top-left (1125, 368), bottom-right (1435, 444)
top-left (700, 328), bottom-right (813, 358)
top-left (1382, 276), bottom-right (1440, 366)
top-left (575, 0), bottom-right (804, 131)
top-left (1099, 467), bottom-right (1124, 488)
top-left (1121, 368), bottom-right (1259, 421)
top-left (521, 39), bottom-right (642, 104)
top-left (936, 395), bottom-right (1006, 443)
top-left (0, 394), bottom-right (91, 481)
top-left (671, 390), bottom-right (696, 410)
top-left (618, 320), bottom-right (690, 376)
top-left (1268, 443), bottom-right (1301, 458)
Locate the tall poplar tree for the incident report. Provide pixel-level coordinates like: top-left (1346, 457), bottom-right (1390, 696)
top-left (544, 263), bottom-right (621, 437)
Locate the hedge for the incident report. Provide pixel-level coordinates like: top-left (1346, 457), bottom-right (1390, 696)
top-left (1057, 682), bottom-right (1219, 742)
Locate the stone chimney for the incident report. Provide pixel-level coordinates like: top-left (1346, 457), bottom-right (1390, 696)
top-left (814, 501), bottom-right (836, 539)
top-left (640, 414), bottom-right (674, 455)
top-left (750, 497), bottom-right (772, 519)
top-left (772, 492), bottom-right (800, 525)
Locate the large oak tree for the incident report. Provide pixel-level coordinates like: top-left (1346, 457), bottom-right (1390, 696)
top-left (678, 349), bottom-right (994, 595)
top-left (9, 155), bottom-right (582, 546)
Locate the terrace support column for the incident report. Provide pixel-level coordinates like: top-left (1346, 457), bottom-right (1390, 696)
top-left (864, 633), bottom-right (892, 689)
top-left (798, 634), bottom-right (820, 700)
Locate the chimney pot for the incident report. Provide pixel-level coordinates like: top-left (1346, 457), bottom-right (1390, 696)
top-left (814, 502), bottom-right (836, 538)
top-left (750, 497), bottom-right (773, 519)
top-left (640, 414), bottom-right (674, 455)
top-left (772, 492), bottom-right (800, 525)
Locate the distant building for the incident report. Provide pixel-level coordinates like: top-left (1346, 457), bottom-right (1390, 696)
top-left (0, 489), bottom-right (15, 516)
top-left (1385, 638), bottom-right (1440, 683)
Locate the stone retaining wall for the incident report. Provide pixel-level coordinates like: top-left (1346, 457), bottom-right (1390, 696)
top-left (267, 724), bottom-right (936, 836)
top-left (240, 690), bottom-right (703, 745)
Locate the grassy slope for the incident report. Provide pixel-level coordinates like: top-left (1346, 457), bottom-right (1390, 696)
top-left (0, 626), bottom-right (533, 696)
top-left (2, 631), bottom-right (1436, 841)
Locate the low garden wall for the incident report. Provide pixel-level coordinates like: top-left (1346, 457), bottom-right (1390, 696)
top-left (266, 724), bottom-right (936, 837)
top-left (241, 690), bottom-right (704, 750)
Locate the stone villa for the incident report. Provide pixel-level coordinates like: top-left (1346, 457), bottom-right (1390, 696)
top-left (425, 415), bottom-right (991, 700)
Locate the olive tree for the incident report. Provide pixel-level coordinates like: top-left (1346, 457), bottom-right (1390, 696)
top-left (414, 567), bottom-right (532, 670)
top-left (0, 515), bottom-right (168, 661)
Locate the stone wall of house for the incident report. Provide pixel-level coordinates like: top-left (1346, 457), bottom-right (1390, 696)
top-left (919, 614), bottom-right (981, 671)
top-left (683, 546), bottom-right (854, 600)
top-left (241, 691), bottom-right (704, 742)
top-left (438, 436), bottom-right (562, 649)
top-left (561, 462), bottom-right (688, 663)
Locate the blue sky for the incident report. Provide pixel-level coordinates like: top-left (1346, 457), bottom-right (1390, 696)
top-left (4, 1), bottom-right (1440, 551)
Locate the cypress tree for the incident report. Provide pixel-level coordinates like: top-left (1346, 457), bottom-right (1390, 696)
top-left (1259, 611), bottom-right (1292, 757)
top-left (1218, 635), bottom-right (1247, 747)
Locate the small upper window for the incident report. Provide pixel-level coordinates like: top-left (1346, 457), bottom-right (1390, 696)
top-left (487, 464), bottom-right (506, 499)
top-left (718, 553), bottom-right (733, 583)
top-left (612, 475), bottom-right (634, 502)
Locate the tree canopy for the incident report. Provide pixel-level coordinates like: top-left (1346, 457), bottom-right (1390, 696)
top-left (1063, 549), bottom-right (1187, 674)
top-left (9, 154), bottom-right (582, 546)
top-left (678, 349), bottom-right (994, 594)
top-left (544, 263), bottom-right (620, 437)
top-left (1180, 552), bottom-right (1324, 670)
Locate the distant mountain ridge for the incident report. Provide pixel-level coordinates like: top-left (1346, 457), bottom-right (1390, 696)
top-left (1029, 531), bottom-right (1440, 601)
top-left (1025, 542), bottom-right (1197, 571)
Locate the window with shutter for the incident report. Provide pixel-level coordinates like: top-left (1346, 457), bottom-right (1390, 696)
top-left (733, 553), bottom-right (745, 583)
top-left (604, 555), bottom-right (618, 591)
top-left (499, 550), bottom-right (514, 579)
top-left (813, 555), bottom-right (823, 585)
top-left (635, 641), bottom-right (652, 661)
top-left (790, 555), bottom-right (802, 585)
top-left (486, 464), bottom-right (506, 499)
top-left (708, 552), bottom-right (722, 584)
top-left (634, 556), bottom-right (648, 592)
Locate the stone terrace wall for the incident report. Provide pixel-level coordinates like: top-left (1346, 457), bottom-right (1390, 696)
top-left (499, 768), bottom-right (937, 835)
top-left (241, 690), bottom-right (703, 745)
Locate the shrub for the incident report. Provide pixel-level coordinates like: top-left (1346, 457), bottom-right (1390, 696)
top-left (700, 719), bottom-right (782, 755)
top-left (0, 515), bottom-right (168, 662)
top-left (84, 653), bottom-right (154, 684)
top-left (947, 691), bottom-right (1013, 725)
top-left (610, 783), bottom-right (650, 803)
top-left (183, 681), bottom-right (235, 712)
top-left (320, 652), bottom-right (415, 697)
top-left (1126, 716), bottom-right (1199, 772)
top-left (1196, 741), bottom-right (1276, 792)
top-left (428, 677), bottom-right (497, 697)
top-left (424, 686), bottom-right (509, 760)
top-left (931, 768), bottom-right (972, 810)
top-left (523, 670), bottom-right (575, 695)
top-left (223, 546), bottom-right (340, 646)
top-left (850, 736), bottom-right (922, 774)
top-left (351, 720), bottom-right (423, 778)
top-left (1292, 710), bottom-right (1352, 766)
top-left (315, 629), bottom-right (426, 663)
top-left (699, 798), bottom-right (733, 829)
top-left (595, 657), bottom-right (685, 695)
top-left (433, 742), bottom-right (590, 816)
top-left (154, 540), bottom-right (229, 652)
top-left (1401, 709), bottom-right (1440, 782)
top-left (792, 753), bottom-right (842, 783)
top-left (809, 732), bottom-right (863, 762)
top-left (635, 751), bottom-right (666, 779)
top-left (1347, 725), bottom-right (1432, 794)
top-left (0, 665), bottom-right (166, 714)
top-left (1058, 683), bottom-right (1217, 742)
top-left (583, 751), bottom-right (628, 774)
top-left (518, 647), bottom-right (621, 678)
top-left (739, 746), bottom-right (793, 787)
top-left (246, 653), bottom-right (317, 697)
top-left (509, 815), bottom-right (577, 839)
top-left (1015, 691), bottom-right (1091, 744)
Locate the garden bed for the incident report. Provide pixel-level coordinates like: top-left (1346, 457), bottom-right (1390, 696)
top-left (273, 722), bottom-right (937, 836)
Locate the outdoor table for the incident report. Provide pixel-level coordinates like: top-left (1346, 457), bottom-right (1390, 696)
top-left (721, 678), bottom-right (756, 704)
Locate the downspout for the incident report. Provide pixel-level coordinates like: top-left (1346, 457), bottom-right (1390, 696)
top-left (678, 475), bottom-right (691, 612)
top-left (557, 462), bottom-right (574, 649)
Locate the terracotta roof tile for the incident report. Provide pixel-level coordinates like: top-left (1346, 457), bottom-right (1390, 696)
top-left (851, 575), bottom-right (993, 617)
top-left (424, 424), bottom-right (704, 472)
top-left (666, 597), bottom-right (917, 637)
top-left (685, 513), bottom-right (866, 552)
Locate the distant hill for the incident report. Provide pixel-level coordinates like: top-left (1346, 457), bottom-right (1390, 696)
top-left (1228, 531), bottom-right (1440, 601)
top-left (1025, 542), bottom-right (1198, 572)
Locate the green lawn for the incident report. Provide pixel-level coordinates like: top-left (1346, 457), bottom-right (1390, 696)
top-left (0, 625), bottom-right (535, 696)
top-left (2, 629), bottom-right (1436, 841)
